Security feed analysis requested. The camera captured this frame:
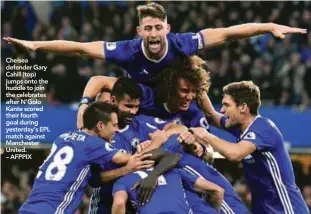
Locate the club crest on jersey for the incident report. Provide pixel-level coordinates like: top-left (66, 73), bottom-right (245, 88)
top-left (244, 132), bottom-right (256, 140)
top-left (131, 138), bottom-right (140, 148)
top-left (106, 42), bottom-right (116, 50)
top-left (173, 117), bottom-right (183, 125)
top-left (200, 117), bottom-right (209, 130)
top-left (105, 143), bottom-right (115, 152)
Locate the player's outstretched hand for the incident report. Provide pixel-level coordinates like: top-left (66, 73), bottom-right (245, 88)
top-left (77, 104), bottom-right (88, 129)
top-left (188, 127), bottom-right (209, 144)
top-left (137, 140), bottom-right (151, 153)
top-left (131, 175), bottom-right (158, 206)
top-left (3, 37), bottom-right (37, 51)
top-left (203, 188), bottom-right (224, 211)
top-left (177, 129), bottom-right (195, 145)
top-left (126, 153), bottom-right (154, 172)
top-left (269, 24), bottom-right (307, 39)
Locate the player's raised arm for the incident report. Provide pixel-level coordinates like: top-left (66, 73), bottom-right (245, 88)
top-left (100, 153), bottom-right (155, 183)
top-left (198, 93), bottom-right (224, 129)
top-left (133, 152), bottom-right (181, 205)
top-left (77, 76), bottom-right (118, 129)
top-left (3, 37), bottom-right (105, 59)
top-left (193, 177), bottom-right (224, 210)
top-left (82, 76), bottom-right (117, 100)
top-left (189, 127), bottom-right (256, 162)
top-left (112, 191), bottom-right (128, 214)
top-left (199, 23), bottom-right (307, 49)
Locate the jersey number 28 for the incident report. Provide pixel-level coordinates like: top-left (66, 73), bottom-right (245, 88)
top-left (36, 144), bottom-right (74, 181)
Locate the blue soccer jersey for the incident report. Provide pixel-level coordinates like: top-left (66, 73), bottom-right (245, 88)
top-left (19, 130), bottom-right (118, 214)
top-left (220, 115), bottom-right (309, 214)
top-left (162, 135), bottom-right (250, 214)
top-left (112, 168), bottom-right (196, 214)
top-left (138, 83), bottom-right (210, 130)
top-left (104, 32), bottom-right (204, 83)
top-left (88, 116), bottom-right (158, 214)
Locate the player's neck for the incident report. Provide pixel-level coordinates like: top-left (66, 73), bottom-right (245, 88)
top-left (82, 128), bottom-right (97, 136)
top-left (240, 115), bottom-right (257, 134)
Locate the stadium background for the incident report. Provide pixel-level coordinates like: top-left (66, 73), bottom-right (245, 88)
top-left (1, 1), bottom-right (310, 213)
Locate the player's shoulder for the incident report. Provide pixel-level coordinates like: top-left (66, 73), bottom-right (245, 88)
top-left (134, 114), bottom-right (159, 130)
top-left (167, 32), bottom-right (195, 41)
top-left (188, 102), bottom-right (203, 113)
top-left (127, 37), bottom-right (143, 54)
top-left (253, 116), bottom-right (279, 131)
top-left (106, 38), bottom-right (142, 54)
top-left (248, 116), bottom-right (282, 138)
top-left (134, 114), bottom-right (154, 122)
top-left (117, 171), bottom-right (140, 185)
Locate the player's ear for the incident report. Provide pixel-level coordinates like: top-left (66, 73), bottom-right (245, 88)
top-left (110, 95), bottom-right (117, 105)
top-left (166, 24), bottom-right (171, 33)
top-left (240, 103), bottom-right (247, 114)
top-left (136, 26), bottom-right (142, 36)
top-left (97, 121), bottom-right (105, 131)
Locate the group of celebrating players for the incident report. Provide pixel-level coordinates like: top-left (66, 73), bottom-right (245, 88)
top-left (5, 2), bottom-right (308, 214)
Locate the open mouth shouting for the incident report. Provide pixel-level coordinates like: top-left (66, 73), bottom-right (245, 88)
top-left (148, 40), bottom-right (161, 51)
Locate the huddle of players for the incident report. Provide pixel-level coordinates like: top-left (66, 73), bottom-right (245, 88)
top-left (85, 55), bottom-right (243, 214)
top-left (18, 55), bottom-right (245, 214)
top-left (9, 2), bottom-right (308, 214)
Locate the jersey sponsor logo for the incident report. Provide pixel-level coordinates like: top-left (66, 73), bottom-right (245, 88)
top-left (244, 132), bottom-right (256, 140)
top-left (154, 117), bottom-right (167, 124)
top-left (199, 117), bottom-right (209, 130)
top-left (105, 143), bottom-right (115, 152)
top-left (130, 138), bottom-right (141, 148)
top-left (243, 154), bottom-right (255, 163)
top-left (106, 42), bottom-right (116, 51)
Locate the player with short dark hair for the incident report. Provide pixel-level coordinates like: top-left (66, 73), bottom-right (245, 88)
top-left (18, 102), bottom-right (150, 214)
top-left (112, 168), bottom-right (224, 214)
top-left (77, 55), bottom-right (211, 131)
top-left (188, 81), bottom-right (309, 214)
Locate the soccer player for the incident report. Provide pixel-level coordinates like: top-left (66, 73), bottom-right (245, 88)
top-left (18, 102), bottom-right (152, 214)
top-left (138, 124), bottom-right (250, 214)
top-left (88, 78), bottom-right (144, 214)
top-left (77, 55), bottom-right (210, 131)
top-left (186, 81), bottom-right (309, 214)
top-left (88, 78), bottom-right (192, 214)
top-left (4, 3), bottom-right (306, 83)
top-left (87, 70), bottom-right (247, 213)
top-left (112, 168), bottom-right (224, 214)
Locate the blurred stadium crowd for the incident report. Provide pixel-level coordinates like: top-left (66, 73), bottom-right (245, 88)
top-left (1, 1), bottom-right (311, 107)
top-left (1, 1), bottom-right (310, 213)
